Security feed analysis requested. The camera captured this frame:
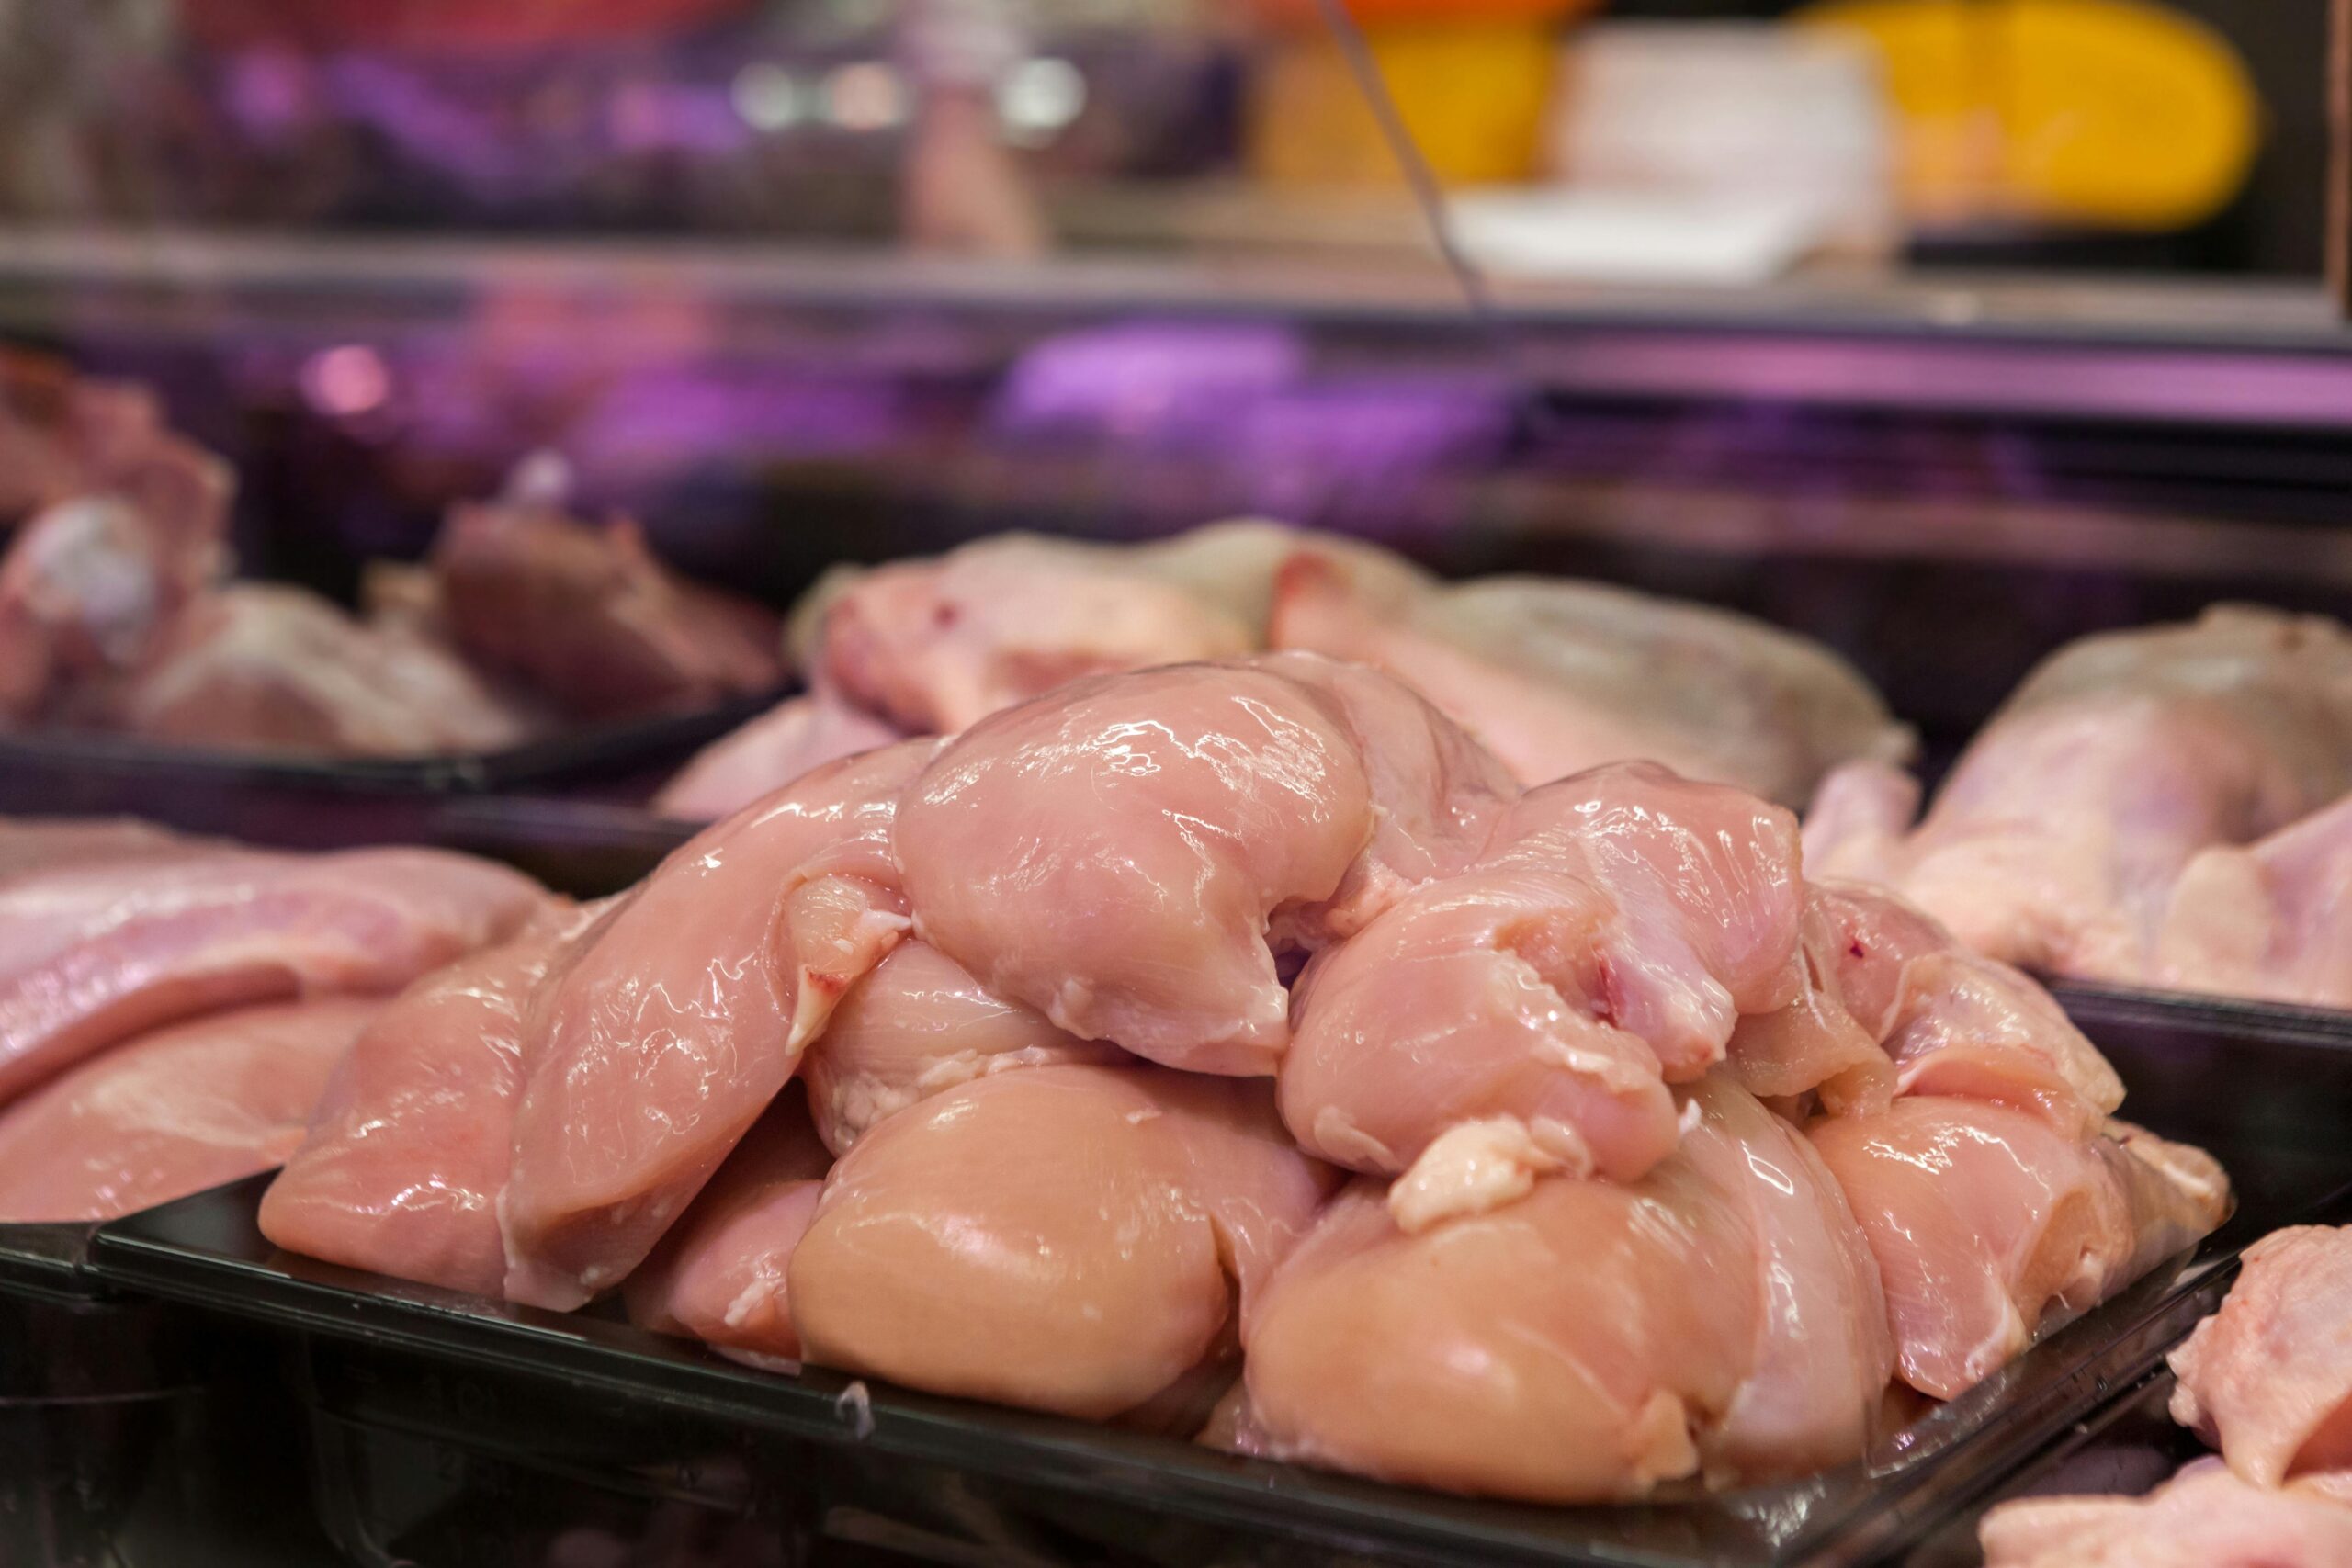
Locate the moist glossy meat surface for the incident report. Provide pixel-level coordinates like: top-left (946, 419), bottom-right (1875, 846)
top-left (2170, 1226), bottom-right (2352, 1490)
top-left (0, 996), bottom-right (379, 1223)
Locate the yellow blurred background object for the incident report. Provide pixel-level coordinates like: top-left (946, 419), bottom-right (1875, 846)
top-left (1800, 0), bottom-right (2260, 231)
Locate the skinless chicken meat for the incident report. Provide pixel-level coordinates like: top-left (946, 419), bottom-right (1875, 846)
top-left (799, 939), bottom-right (1121, 1156)
top-left (1979, 1459), bottom-right (2352, 1568)
top-left (432, 496), bottom-right (785, 722)
top-left (2169, 1226), bottom-right (2352, 1491)
top-left (1807, 606), bottom-right (2352, 990)
top-left (109, 583), bottom-right (541, 756)
top-left (258, 902), bottom-right (607, 1298)
top-left (0, 996), bottom-right (380, 1223)
top-left (1810, 1097), bottom-right (2225, 1400)
top-left (1240, 1073), bottom-right (1886, 1502)
top-left (623, 1085), bottom-right (832, 1368)
top-left (651, 691), bottom-right (908, 824)
top-left (0, 816), bottom-right (209, 881)
top-left (500, 740), bottom-right (938, 1310)
top-left (891, 654), bottom-right (1510, 1077)
top-left (788, 1063), bottom-right (1337, 1421)
top-left (1281, 761), bottom-right (1801, 1203)
top-left (1268, 547), bottom-right (1912, 802)
top-left (0, 843), bottom-right (547, 1107)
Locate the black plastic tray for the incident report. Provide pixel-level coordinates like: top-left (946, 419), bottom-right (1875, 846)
top-left (0, 685), bottom-right (784, 801)
top-left (78, 1006), bottom-right (2352, 1568)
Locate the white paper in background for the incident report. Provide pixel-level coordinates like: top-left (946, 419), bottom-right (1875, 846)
top-left (1448, 187), bottom-right (1837, 286)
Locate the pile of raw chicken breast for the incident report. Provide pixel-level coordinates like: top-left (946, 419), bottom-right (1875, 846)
top-left (664, 523), bottom-right (2352, 1016)
top-left (0, 353), bottom-right (781, 755)
top-left (0, 646), bottom-right (2228, 1509)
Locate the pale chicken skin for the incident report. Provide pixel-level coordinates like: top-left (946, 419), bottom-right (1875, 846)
top-left (1810, 1098), bottom-right (2225, 1400)
top-left (1280, 762), bottom-right (1802, 1196)
top-left (892, 655), bottom-right (1510, 1077)
top-left (800, 940), bottom-right (1120, 1156)
top-left (651, 691), bottom-right (906, 823)
top-left (0, 843), bottom-right (546, 1107)
top-left (2155, 793), bottom-right (2352, 1008)
top-left (624, 1087), bottom-right (833, 1366)
top-left (258, 904), bottom-right (605, 1299)
top-left (501, 740), bottom-right (937, 1310)
top-left (1268, 547), bottom-right (1911, 803)
top-left (2169, 1226), bottom-right (2352, 1491)
top-left (1241, 1075), bottom-right (1886, 1502)
top-left (1979, 1459), bottom-right (2352, 1568)
top-left (0, 996), bottom-right (379, 1223)
top-left (790, 1064), bottom-right (1337, 1421)
top-left (1807, 606), bottom-right (2352, 990)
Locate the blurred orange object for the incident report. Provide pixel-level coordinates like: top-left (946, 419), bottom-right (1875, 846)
top-left (1800, 0), bottom-right (2259, 230)
top-left (183, 0), bottom-right (756, 54)
top-left (1249, 11), bottom-right (1598, 186)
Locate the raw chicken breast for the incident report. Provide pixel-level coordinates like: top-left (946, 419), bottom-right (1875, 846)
top-left (800, 940), bottom-right (1119, 1155)
top-left (2169, 1226), bottom-right (2352, 1490)
top-left (433, 498), bottom-right (785, 721)
top-left (810, 536), bottom-right (1255, 735)
top-left (259, 903), bottom-right (605, 1298)
top-left (624, 1087), bottom-right (832, 1366)
top-left (1724, 886), bottom-right (1893, 1114)
top-left (2155, 794), bottom-right (2352, 1008)
top-left (1813, 606), bottom-right (2352, 987)
top-left (0, 996), bottom-right (379, 1223)
top-left (893, 657), bottom-right (1509, 1075)
top-left (1243, 1152), bottom-right (1755, 1499)
top-left (0, 844), bottom-right (546, 1106)
top-left (1679, 1075), bottom-right (1894, 1484)
top-left (1281, 762), bottom-right (1799, 1195)
top-left (790, 1063), bottom-right (1334, 1421)
top-left (1979, 1458), bottom-right (2352, 1568)
top-left (1810, 1098), bottom-right (2224, 1399)
top-left (1244, 1075), bottom-right (1888, 1503)
top-left (112, 583), bottom-right (540, 756)
top-left (501, 740), bottom-right (936, 1310)
top-left (1268, 547), bottom-right (1911, 803)
top-left (1808, 881), bottom-right (2124, 1133)
top-left (652, 691), bottom-right (907, 823)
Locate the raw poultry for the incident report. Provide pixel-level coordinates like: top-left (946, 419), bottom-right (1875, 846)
top-left (0, 364), bottom-right (783, 755)
top-left (1809, 605), bottom-right (2352, 1007)
top-left (1981, 1224), bottom-right (2352, 1567)
top-left (254, 654), bottom-right (2222, 1506)
top-left (0, 817), bottom-right (550, 1222)
top-left (653, 520), bottom-right (1910, 820)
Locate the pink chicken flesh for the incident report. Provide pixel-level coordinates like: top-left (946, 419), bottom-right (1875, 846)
top-left (623, 1086), bottom-right (833, 1367)
top-left (1979, 1458), bottom-right (2352, 1568)
top-left (789, 1062), bottom-right (1336, 1421)
top-left (2169, 1225), bottom-right (2352, 1491)
top-left (891, 654), bottom-right (1510, 1077)
top-left (1810, 1097), bottom-right (2225, 1399)
top-left (1240, 1074), bottom-right (1886, 1502)
top-left (1268, 547), bottom-right (1910, 803)
top-left (0, 843), bottom-right (546, 1107)
top-left (652, 691), bottom-right (907, 823)
top-left (800, 939), bottom-right (1120, 1156)
top-left (2155, 794), bottom-right (2352, 1008)
top-left (1281, 761), bottom-right (1802, 1200)
top-left (258, 903), bottom-right (605, 1298)
top-left (0, 996), bottom-right (379, 1223)
top-left (500, 739), bottom-right (937, 1309)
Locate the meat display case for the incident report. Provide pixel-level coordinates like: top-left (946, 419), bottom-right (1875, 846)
top-left (9, 228), bottom-right (2352, 1565)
